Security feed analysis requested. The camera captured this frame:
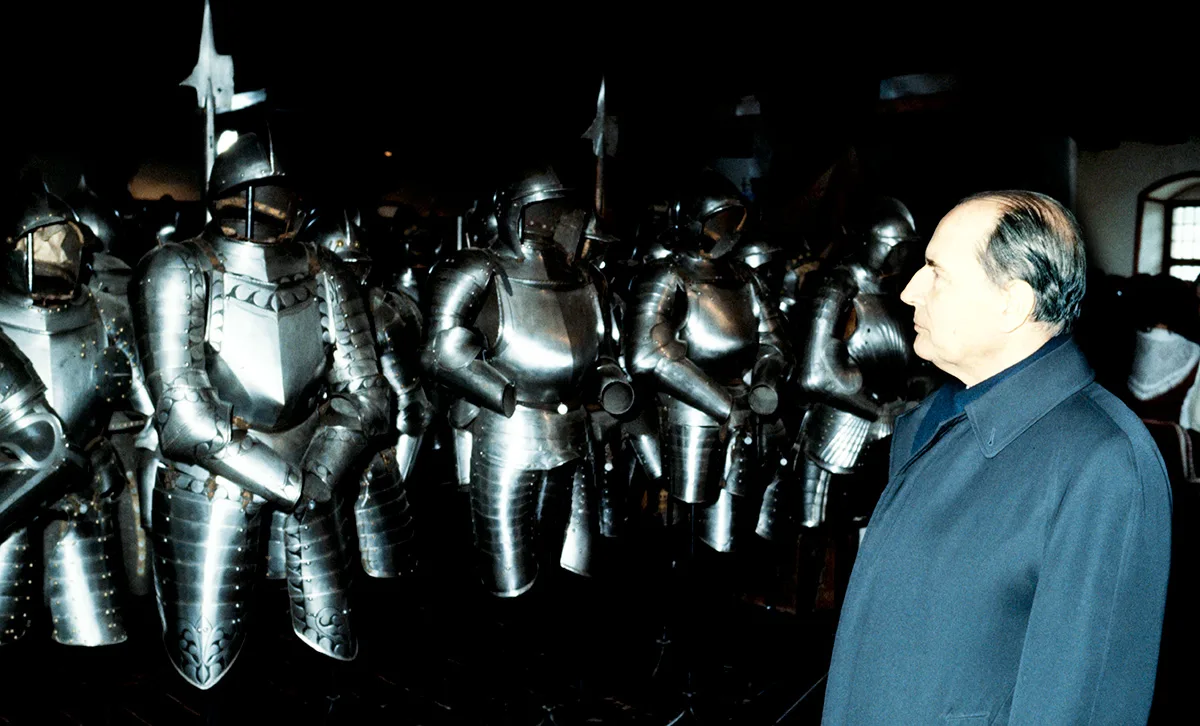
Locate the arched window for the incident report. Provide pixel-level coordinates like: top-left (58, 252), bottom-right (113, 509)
top-left (1135, 172), bottom-right (1200, 281)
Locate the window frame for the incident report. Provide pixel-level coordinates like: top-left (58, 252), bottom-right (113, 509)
top-left (1133, 171), bottom-right (1200, 276)
top-left (1162, 200), bottom-right (1200, 280)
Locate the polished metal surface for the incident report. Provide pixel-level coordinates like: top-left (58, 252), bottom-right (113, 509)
top-left (44, 493), bottom-right (126, 646)
top-left (0, 527), bottom-right (35, 644)
top-left (207, 131), bottom-right (284, 200)
top-left (265, 509), bottom-right (288, 580)
top-left (627, 243), bottom-right (790, 523)
top-left (152, 479), bottom-right (261, 690)
top-left (205, 242), bottom-right (326, 431)
top-left (0, 290), bottom-right (121, 443)
top-left (846, 293), bottom-right (913, 396)
top-left (480, 254), bottom-right (605, 405)
top-left (697, 488), bottom-right (740, 553)
top-left (0, 329), bottom-right (72, 539)
top-left (798, 403), bottom-right (871, 474)
top-left (423, 172), bottom-right (627, 594)
top-left (559, 462), bottom-right (597, 577)
top-left (798, 456), bottom-right (832, 529)
top-left (134, 223), bottom-right (388, 685)
top-left (284, 497), bottom-right (356, 660)
top-left (0, 210), bottom-right (154, 647)
top-left (355, 448), bottom-right (416, 578)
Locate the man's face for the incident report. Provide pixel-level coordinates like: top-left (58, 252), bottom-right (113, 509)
top-left (900, 200), bottom-right (1009, 382)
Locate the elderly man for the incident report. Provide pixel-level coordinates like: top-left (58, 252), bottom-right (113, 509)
top-left (822, 191), bottom-right (1172, 724)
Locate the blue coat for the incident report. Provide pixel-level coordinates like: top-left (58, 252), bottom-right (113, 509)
top-left (822, 339), bottom-right (1172, 725)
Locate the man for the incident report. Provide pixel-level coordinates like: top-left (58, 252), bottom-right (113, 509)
top-left (822, 191), bottom-right (1172, 724)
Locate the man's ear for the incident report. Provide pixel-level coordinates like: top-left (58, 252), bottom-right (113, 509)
top-left (999, 278), bottom-right (1037, 333)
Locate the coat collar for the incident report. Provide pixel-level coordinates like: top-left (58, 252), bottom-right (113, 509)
top-left (963, 337), bottom-right (1095, 458)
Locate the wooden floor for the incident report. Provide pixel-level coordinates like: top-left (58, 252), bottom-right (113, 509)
top-left (0, 484), bottom-right (835, 726)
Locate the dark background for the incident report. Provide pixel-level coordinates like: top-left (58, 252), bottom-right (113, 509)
top-left (3, 4), bottom-right (1197, 247)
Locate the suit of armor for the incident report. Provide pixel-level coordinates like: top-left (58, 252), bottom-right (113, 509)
top-left (132, 133), bottom-right (389, 689)
top-left (626, 173), bottom-right (792, 552)
top-left (786, 197), bottom-right (918, 532)
top-left (0, 183), bottom-right (149, 647)
top-left (575, 214), bottom-right (665, 537)
top-left (300, 209), bottom-right (431, 577)
top-left (423, 167), bottom-right (633, 597)
top-left (72, 180), bottom-right (156, 596)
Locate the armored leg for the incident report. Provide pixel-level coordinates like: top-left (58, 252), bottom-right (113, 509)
top-left (663, 423), bottom-right (725, 504)
top-left (152, 475), bottom-right (261, 690)
top-left (44, 493), bottom-right (126, 646)
top-left (589, 410), bottom-right (624, 539)
top-left (115, 483), bottom-right (150, 597)
top-left (355, 448), bottom-right (416, 578)
top-left (557, 461), bottom-right (597, 578)
top-left (110, 434), bottom-right (151, 597)
top-left (470, 444), bottom-right (540, 598)
top-left (797, 457), bottom-right (832, 529)
top-left (454, 426), bottom-right (473, 493)
top-left (698, 415), bottom-right (753, 552)
top-left (627, 408), bottom-right (664, 483)
top-left (0, 527), bottom-right (36, 645)
top-left (284, 496), bottom-right (356, 660)
top-left (756, 472), bottom-right (791, 541)
top-left (265, 509), bottom-right (288, 580)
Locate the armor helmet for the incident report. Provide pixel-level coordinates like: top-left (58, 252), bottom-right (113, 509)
top-left (299, 208), bottom-right (371, 284)
top-left (849, 196), bottom-right (919, 273)
top-left (65, 176), bottom-right (120, 255)
top-left (494, 166), bottom-right (581, 257)
top-left (3, 178), bottom-right (87, 304)
top-left (668, 170), bottom-right (748, 259)
top-left (208, 130), bottom-right (302, 244)
top-left (737, 237), bottom-right (786, 298)
top-left (463, 196), bottom-right (500, 249)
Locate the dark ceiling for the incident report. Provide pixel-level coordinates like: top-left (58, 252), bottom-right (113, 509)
top-left (3, 4), bottom-right (1197, 214)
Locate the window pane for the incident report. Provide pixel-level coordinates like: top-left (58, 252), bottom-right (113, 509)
top-left (1169, 264), bottom-right (1200, 282)
top-left (1171, 206), bottom-right (1200, 262)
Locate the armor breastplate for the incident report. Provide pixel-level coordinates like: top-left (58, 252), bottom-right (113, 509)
top-left (201, 239), bottom-right (327, 431)
top-left (681, 270), bottom-right (758, 385)
top-left (478, 255), bottom-right (603, 405)
top-left (846, 293), bottom-right (911, 396)
top-left (0, 291), bottom-right (113, 442)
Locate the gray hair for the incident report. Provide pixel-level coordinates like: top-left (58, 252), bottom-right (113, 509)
top-left (960, 191), bottom-right (1087, 334)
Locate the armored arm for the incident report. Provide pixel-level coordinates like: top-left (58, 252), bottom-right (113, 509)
top-left (421, 250), bottom-right (515, 417)
top-left (372, 288), bottom-right (432, 437)
top-left (747, 269), bottom-right (794, 416)
top-left (0, 331), bottom-right (78, 539)
top-left (300, 253), bottom-right (391, 505)
top-left (95, 287), bottom-right (156, 445)
top-left (132, 244), bottom-right (302, 507)
top-left (798, 268), bottom-right (879, 419)
top-left (588, 265), bottom-right (634, 416)
top-left (625, 264), bottom-right (732, 421)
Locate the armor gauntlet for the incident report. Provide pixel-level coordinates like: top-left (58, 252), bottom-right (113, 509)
top-left (372, 289), bottom-right (432, 437)
top-left (589, 267), bottom-right (635, 416)
top-left (133, 245), bottom-right (303, 507)
top-left (0, 335), bottom-right (74, 539)
top-left (748, 272), bottom-right (793, 416)
top-left (626, 266), bottom-right (732, 421)
top-left (301, 255), bottom-right (391, 506)
top-left (799, 269), bottom-right (879, 420)
top-left (422, 251), bottom-right (516, 417)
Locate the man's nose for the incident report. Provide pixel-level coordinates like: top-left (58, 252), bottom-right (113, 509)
top-left (900, 269), bottom-right (923, 307)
